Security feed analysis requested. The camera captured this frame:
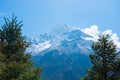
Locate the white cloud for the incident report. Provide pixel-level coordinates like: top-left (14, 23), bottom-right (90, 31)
top-left (81, 25), bottom-right (100, 41)
top-left (83, 37), bottom-right (95, 41)
top-left (103, 30), bottom-right (120, 48)
top-left (26, 41), bottom-right (51, 55)
top-left (82, 25), bottom-right (120, 49)
top-left (111, 33), bottom-right (120, 48)
top-left (103, 30), bottom-right (112, 35)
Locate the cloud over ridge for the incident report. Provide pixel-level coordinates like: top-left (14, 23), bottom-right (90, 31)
top-left (82, 25), bottom-right (120, 49)
top-left (27, 25), bottom-right (120, 55)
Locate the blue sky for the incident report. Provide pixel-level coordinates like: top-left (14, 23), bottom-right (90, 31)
top-left (0, 0), bottom-right (120, 37)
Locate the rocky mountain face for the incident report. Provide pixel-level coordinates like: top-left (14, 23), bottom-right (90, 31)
top-left (26, 25), bottom-right (93, 80)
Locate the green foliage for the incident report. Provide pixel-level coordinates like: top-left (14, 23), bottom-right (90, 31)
top-left (81, 34), bottom-right (120, 80)
top-left (0, 15), bottom-right (42, 80)
top-left (114, 58), bottom-right (120, 80)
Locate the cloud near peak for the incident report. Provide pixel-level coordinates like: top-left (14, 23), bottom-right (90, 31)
top-left (82, 25), bottom-right (120, 49)
top-left (81, 25), bottom-right (100, 41)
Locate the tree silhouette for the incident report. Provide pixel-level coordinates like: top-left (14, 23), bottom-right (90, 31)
top-left (0, 15), bottom-right (42, 80)
top-left (81, 34), bottom-right (120, 80)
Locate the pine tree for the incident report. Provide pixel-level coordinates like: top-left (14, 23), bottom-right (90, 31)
top-left (81, 34), bottom-right (120, 80)
top-left (0, 15), bottom-right (42, 80)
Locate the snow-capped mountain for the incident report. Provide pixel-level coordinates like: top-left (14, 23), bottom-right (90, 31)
top-left (26, 25), bottom-right (120, 80)
top-left (27, 25), bottom-right (120, 56)
top-left (26, 25), bottom-right (93, 56)
top-left (26, 25), bottom-right (94, 80)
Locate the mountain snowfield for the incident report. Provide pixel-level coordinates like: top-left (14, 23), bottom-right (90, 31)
top-left (26, 25), bottom-right (120, 55)
top-left (26, 25), bottom-right (120, 80)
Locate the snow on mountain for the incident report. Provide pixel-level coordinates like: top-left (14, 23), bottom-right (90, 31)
top-left (26, 25), bottom-right (120, 55)
top-left (27, 25), bottom-right (120, 80)
top-left (26, 41), bottom-right (51, 55)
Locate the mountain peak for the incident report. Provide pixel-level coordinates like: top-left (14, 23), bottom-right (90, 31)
top-left (26, 25), bottom-right (93, 55)
top-left (26, 25), bottom-right (120, 55)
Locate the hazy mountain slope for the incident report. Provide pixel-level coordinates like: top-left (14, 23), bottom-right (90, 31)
top-left (27, 25), bottom-right (93, 80)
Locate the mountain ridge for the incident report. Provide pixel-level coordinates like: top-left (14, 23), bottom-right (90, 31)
top-left (26, 25), bottom-right (120, 80)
